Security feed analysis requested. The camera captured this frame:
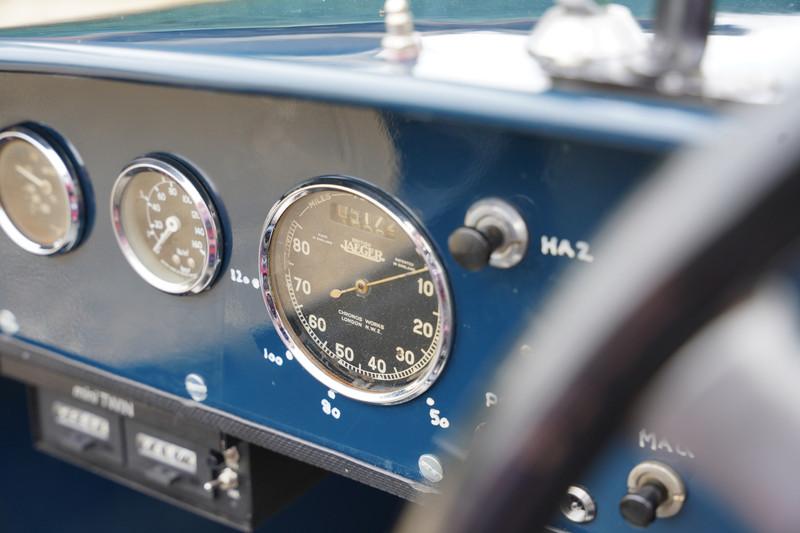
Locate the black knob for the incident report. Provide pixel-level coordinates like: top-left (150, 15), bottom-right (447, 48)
top-left (620, 481), bottom-right (668, 528)
top-left (448, 225), bottom-right (503, 271)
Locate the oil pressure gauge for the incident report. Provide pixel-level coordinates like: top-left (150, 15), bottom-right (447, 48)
top-left (260, 177), bottom-right (453, 405)
top-left (0, 126), bottom-right (84, 255)
top-left (111, 156), bottom-right (222, 295)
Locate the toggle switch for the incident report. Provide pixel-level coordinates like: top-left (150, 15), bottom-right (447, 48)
top-left (203, 466), bottom-right (239, 493)
top-left (620, 461), bottom-right (686, 528)
top-left (448, 225), bottom-right (504, 271)
top-left (448, 198), bottom-right (528, 271)
top-left (620, 480), bottom-right (668, 527)
top-left (204, 445), bottom-right (241, 496)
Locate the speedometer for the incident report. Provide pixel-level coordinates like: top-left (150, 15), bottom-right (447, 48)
top-left (260, 178), bottom-right (453, 405)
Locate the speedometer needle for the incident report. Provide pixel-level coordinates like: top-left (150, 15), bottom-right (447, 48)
top-left (16, 165), bottom-right (52, 194)
top-left (152, 215), bottom-right (181, 254)
top-left (329, 267), bottom-right (429, 299)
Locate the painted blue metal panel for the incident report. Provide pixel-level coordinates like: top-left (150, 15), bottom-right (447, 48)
top-left (239, 128), bottom-right (665, 477)
top-left (0, 107), bottom-right (665, 482)
top-left (0, 25), bottom-right (746, 531)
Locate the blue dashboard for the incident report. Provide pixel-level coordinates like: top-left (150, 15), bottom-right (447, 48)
top-left (0, 17), bottom-right (753, 533)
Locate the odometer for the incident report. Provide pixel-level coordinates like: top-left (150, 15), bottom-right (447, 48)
top-left (260, 178), bottom-right (453, 404)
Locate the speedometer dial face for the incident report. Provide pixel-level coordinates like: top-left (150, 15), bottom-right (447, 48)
top-left (111, 156), bottom-right (222, 295)
top-left (260, 178), bottom-right (453, 405)
top-left (0, 126), bottom-right (83, 255)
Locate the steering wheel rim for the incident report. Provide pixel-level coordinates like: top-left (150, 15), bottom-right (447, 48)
top-left (397, 94), bottom-right (800, 533)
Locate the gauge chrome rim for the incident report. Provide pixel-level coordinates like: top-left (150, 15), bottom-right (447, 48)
top-left (0, 127), bottom-right (83, 255)
top-left (259, 177), bottom-right (454, 405)
top-left (111, 157), bottom-right (222, 295)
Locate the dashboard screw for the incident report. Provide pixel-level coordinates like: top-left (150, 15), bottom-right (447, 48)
top-left (185, 373), bottom-right (208, 402)
top-left (418, 453), bottom-right (444, 483)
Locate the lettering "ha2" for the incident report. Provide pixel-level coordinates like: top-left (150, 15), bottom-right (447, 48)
top-left (540, 235), bottom-right (594, 263)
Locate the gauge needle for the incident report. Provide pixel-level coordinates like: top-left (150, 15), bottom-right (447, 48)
top-left (330, 266), bottom-right (429, 299)
top-left (152, 215), bottom-right (181, 254)
top-left (15, 164), bottom-right (52, 194)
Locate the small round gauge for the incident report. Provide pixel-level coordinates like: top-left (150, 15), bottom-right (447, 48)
top-left (260, 177), bottom-right (453, 405)
top-left (0, 126), bottom-right (83, 254)
top-left (111, 156), bottom-right (222, 295)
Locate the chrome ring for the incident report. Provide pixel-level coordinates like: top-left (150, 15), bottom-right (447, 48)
top-left (0, 126), bottom-right (84, 255)
top-left (259, 177), bottom-right (454, 405)
top-left (111, 156), bottom-right (222, 295)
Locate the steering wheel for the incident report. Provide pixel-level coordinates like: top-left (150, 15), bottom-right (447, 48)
top-left (396, 91), bottom-right (800, 533)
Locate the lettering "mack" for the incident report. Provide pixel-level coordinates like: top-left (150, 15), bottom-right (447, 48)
top-left (639, 428), bottom-right (695, 459)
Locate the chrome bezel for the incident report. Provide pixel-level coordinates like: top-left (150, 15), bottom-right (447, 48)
top-left (259, 177), bottom-right (454, 405)
top-left (0, 127), bottom-right (83, 255)
top-left (111, 157), bottom-right (222, 295)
